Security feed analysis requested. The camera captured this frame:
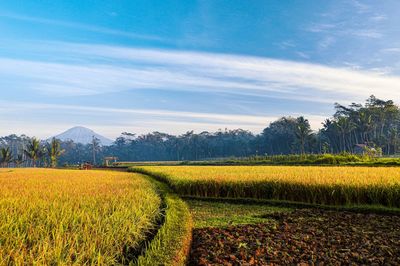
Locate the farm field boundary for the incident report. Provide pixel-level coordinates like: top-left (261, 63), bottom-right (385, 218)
top-left (129, 172), bottom-right (193, 266)
top-left (182, 196), bottom-right (400, 216)
top-left (129, 166), bottom-right (400, 209)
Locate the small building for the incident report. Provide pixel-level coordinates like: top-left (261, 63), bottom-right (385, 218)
top-left (104, 156), bottom-right (118, 167)
top-left (354, 144), bottom-right (375, 155)
top-left (81, 162), bottom-right (93, 170)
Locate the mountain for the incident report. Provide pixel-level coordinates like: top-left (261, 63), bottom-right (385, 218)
top-left (52, 126), bottom-right (114, 146)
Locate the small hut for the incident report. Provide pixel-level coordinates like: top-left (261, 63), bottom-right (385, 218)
top-left (81, 162), bottom-right (93, 170)
top-left (354, 144), bottom-right (376, 155)
top-left (104, 156), bottom-right (118, 167)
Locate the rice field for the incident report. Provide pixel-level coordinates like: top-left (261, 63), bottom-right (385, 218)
top-left (133, 166), bottom-right (400, 207)
top-left (0, 169), bottom-right (161, 265)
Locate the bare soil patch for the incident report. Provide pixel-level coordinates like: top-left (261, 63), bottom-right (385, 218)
top-left (189, 209), bottom-right (400, 265)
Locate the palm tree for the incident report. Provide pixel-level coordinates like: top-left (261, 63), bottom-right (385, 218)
top-left (24, 138), bottom-right (42, 167)
top-left (92, 136), bottom-right (100, 165)
top-left (295, 117), bottom-right (312, 155)
top-left (335, 117), bottom-right (356, 152)
top-left (47, 138), bottom-right (65, 168)
top-left (388, 128), bottom-right (398, 155)
top-left (0, 147), bottom-right (13, 167)
top-left (14, 153), bottom-right (24, 168)
top-left (357, 111), bottom-right (373, 143)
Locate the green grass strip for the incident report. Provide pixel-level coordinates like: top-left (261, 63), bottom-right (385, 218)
top-left (182, 196), bottom-right (400, 216)
top-left (129, 172), bottom-right (192, 266)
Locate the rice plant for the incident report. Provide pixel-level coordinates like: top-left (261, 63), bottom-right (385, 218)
top-left (0, 169), bottom-right (161, 265)
top-left (133, 166), bottom-right (400, 207)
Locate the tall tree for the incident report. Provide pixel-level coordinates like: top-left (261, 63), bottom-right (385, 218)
top-left (295, 117), bottom-right (312, 155)
top-left (334, 117), bottom-right (356, 152)
top-left (0, 147), bottom-right (13, 167)
top-left (92, 136), bottom-right (100, 165)
top-left (24, 138), bottom-right (42, 167)
top-left (14, 153), bottom-right (24, 168)
top-left (47, 138), bottom-right (65, 168)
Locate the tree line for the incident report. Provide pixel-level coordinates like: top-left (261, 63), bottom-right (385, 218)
top-left (1, 95), bottom-right (399, 166)
top-left (0, 137), bottom-right (64, 167)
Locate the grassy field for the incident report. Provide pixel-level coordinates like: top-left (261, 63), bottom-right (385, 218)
top-left (0, 169), bottom-right (161, 265)
top-left (132, 166), bottom-right (400, 207)
top-left (186, 199), bottom-right (292, 228)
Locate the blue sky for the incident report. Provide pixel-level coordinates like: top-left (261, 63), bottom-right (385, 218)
top-left (1, 0), bottom-right (400, 138)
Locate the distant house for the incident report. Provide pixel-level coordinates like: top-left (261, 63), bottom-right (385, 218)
top-left (354, 144), bottom-right (375, 155)
top-left (81, 162), bottom-right (93, 170)
top-left (104, 157), bottom-right (118, 167)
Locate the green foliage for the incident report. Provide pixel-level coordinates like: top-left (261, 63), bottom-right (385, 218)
top-left (3, 95), bottom-right (400, 164)
top-left (47, 138), bottom-right (65, 168)
top-left (0, 147), bottom-right (13, 167)
top-left (181, 153), bottom-right (400, 166)
top-left (131, 173), bottom-right (192, 266)
top-left (24, 137), bottom-right (42, 167)
top-left (186, 199), bottom-right (291, 228)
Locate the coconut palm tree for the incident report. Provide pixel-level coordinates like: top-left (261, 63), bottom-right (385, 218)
top-left (92, 136), bottom-right (100, 165)
top-left (335, 117), bottom-right (356, 152)
top-left (295, 117), bottom-right (312, 155)
top-left (24, 138), bottom-right (42, 167)
top-left (47, 138), bottom-right (64, 168)
top-left (0, 147), bottom-right (13, 167)
top-left (14, 153), bottom-right (25, 168)
top-left (357, 111), bottom-right (373, 143)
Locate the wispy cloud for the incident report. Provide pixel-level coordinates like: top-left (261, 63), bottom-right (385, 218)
top-left (318, 36), bottom-right (336, 49)
top-left (306, 23), bottom-right (336, 33)
top-left (349, 29), bottom-right (383, 39)
top-left (295, 51), bottom-right (310, 59)
top-left (0, 100), bottom-right (327, 137)
top-left (2, 41), bottom-right (400, 137)
top-left (381, 48), bottom-right (400, 53)
top-left (306, 23), bottom-right (383, 39)
top-left (278, 40), bottom-right (296, 49)
top-left (305, 1), bottom-right (387, 42)
top-left (0, 13), bottom-right (166, 42)
top-left (351, 0), bottom-right (370, 14)
top-left (2, 41), bottom-right (400, 104)
top-left (370, 15), bottom-right (387, 22)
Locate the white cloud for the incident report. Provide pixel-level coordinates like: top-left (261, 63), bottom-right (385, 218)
top-left (306, 23), bottom-right (336, 33)
top-left (370, 15), bottom-right (387, 22)
top-left (2, 42), bottom-right (400, 104)
top-left (0, 101), bottom-right (327, 137)
top-left (349, 29), bottom-right (383, 39)
top-left (279, 40), bottom-right (296, 49)
top-left (296, 51), bottom-right (310, 59)
top-left (318, 36), bottom-right (336, 49)
top-left (0, 13), bottom-right (165, 42)
top-left (381, 48), bottom-right (400, 53)
top-left (2, 42), bottom-right (400, 137)
top-left (351, 0), bottom-right (370, 14)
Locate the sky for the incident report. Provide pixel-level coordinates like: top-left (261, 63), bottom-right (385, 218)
top-left (1, 0), bottom-right (400, 139)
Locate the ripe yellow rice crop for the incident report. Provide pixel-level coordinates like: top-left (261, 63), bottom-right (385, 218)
top-left (134, 166), bottom-right (400, 207)
top-left (0, 169), bottom-right (161, 265)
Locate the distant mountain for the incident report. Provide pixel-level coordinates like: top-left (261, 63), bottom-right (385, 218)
top-left (52, 126), bottom-right (113, 146)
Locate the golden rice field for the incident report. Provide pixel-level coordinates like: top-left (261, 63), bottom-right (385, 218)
top-left (133, 166), bottom-right (400, 207)
top-left (0, 169), bottom-right (161, 265)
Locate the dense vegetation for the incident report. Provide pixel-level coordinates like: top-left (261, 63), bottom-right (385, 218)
top-left (1, 95), bottom-right (400, 165)
top-left (180, 153), bottom-right (400, 166)
top-left (0, 169), bottom-right (161, 264)
top-left (131, 166), bottom-right (400, 207)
